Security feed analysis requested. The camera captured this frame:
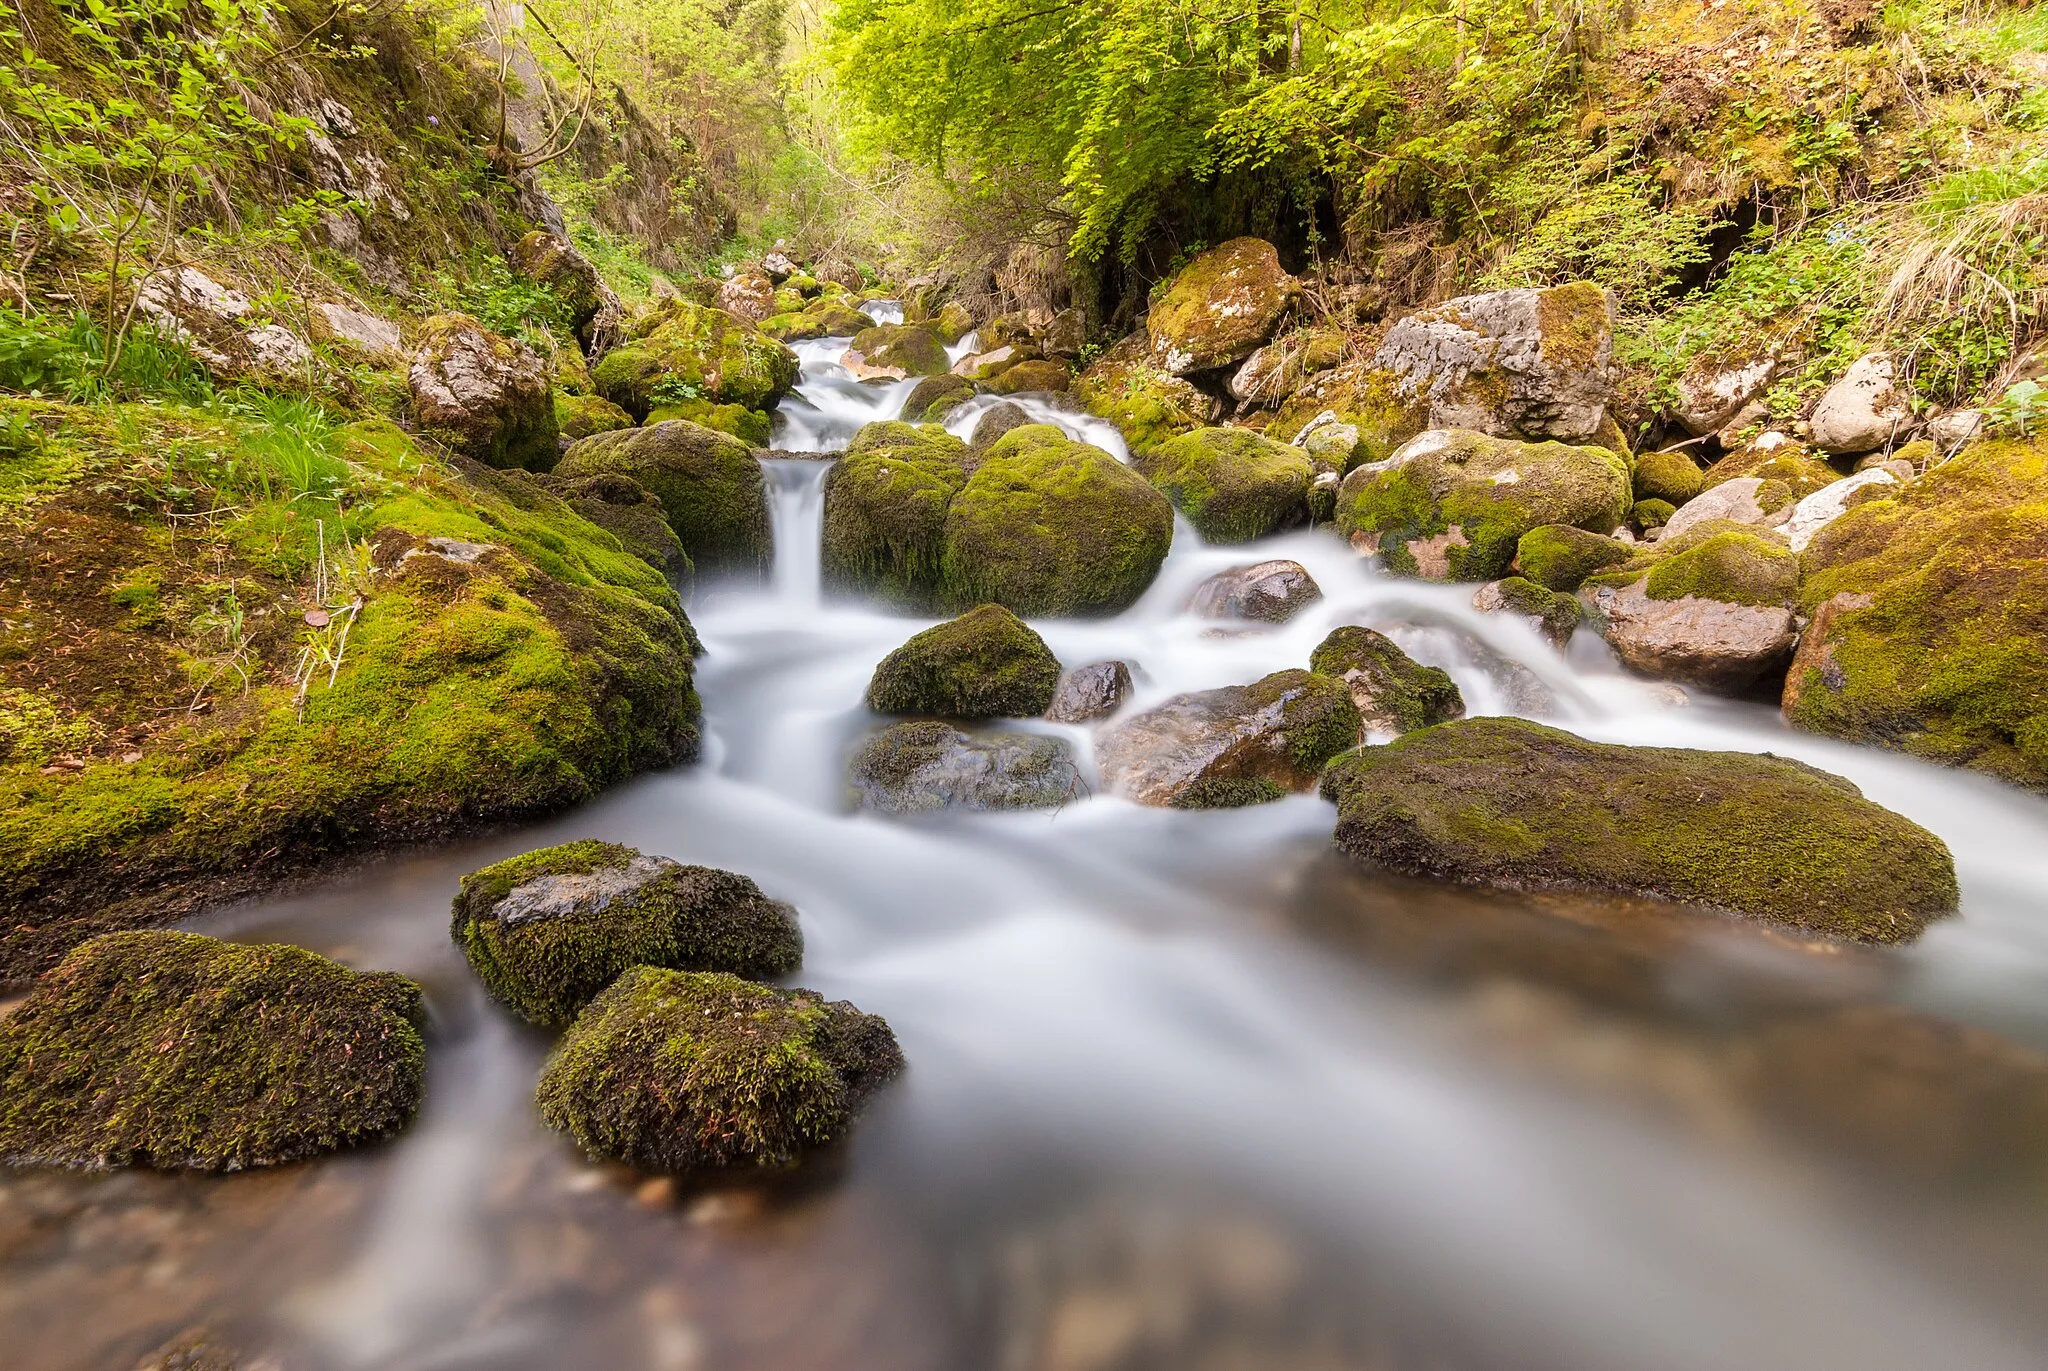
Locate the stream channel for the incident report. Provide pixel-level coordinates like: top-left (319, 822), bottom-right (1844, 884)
top-left (5, 308), bottom-right (2048, 1371)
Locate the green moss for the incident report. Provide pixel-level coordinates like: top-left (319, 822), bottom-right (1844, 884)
top-left (1513, 523), bottom-right (1634, 590)
top-left (941, 425), bottom-right (1174, 616)
top-left (1171, 776), bottom-right (1287, 809)
top-left (1144, 238), bottom-right (1296, 372)
top-left (865, 603), bottom-right (1062, 718)
top-left (987, 360), bottom-right (1073, 395)
top-left (1643, 529), bottom-right (1798, 606)
top-left (1319, 717), bottom-right (1959, 942)
top-left (1633, 446), bottom-right (1705, 503)
top-left (1136, 427), bottom-right (1312, 543)
top-left (534, 966), bottom-right (903, 1174)
top-left (900, 374), bottom-right (977, 424)
top-left (1489, 575), bottom-right (1582, 642)
top-left (645, 398), bottom-right (771, 446)
top-left (850, 323), bottom-right (951, 376)
top-left (1631, 498), bottom-right (1677, 530)
top-left (591, 301), bottom-right (799, 419)
top-left (1533, 280), bottom-right (1612, 372)
top-left (1308, 626), bottom-right (1464, 734)
top-left (451, 841), bottom-right (801, 1027)
top-left (760, 311), bottom-right (829, 342)
top-left (1703, 444), bottom-right (1843, 499)
top-left (1072, 337), bottom-right (1219, 455)
top-left (556, 420), bottom-right (770, 573)
top-left (547, 470), bottom-right (695, 597)
top-left (0, 930), bottom-right (424, 1170)
top-left (555, 392), bottom-right (635, 441)
top-left (1276, 669), bottom-right (1368, 772)
top-left (821, 420), bottom-right (975, 608)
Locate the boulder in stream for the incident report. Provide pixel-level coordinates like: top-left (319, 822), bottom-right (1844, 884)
top-left (1187, 559), bottom-right (1322, 623)
top-left (409, 314), bottom-right (559, 471)
top-left (1319, 717), bottom-right (1959, 942)
top-left (1135, 427), bottom-right (1313, 543)
top-left (1308, 626), bottom-right (1464, 735)
top-left (970, 401), bottom-right (1035, 454)
top-left (1512, 523), bottom-right (1634, 591)
top-left (844, 323), bottom-right (951, 379)
top-left (987, 359), bottom-right (1073, 395)
top-left (901, 373), bottom-right (977, 423)
top-left (821, 420), bottom-right (976, 608)
top-left (866, 604), bottom-right (1063, 718)
top-left (547, 470), bottom-right (695, 599)
top-left (1578, 523), bottom-right (1799, 693)
top-left (850, 720), bottom-right (1079, 814)
top-left (1096, 669), bottom-right (1360, 808)
top-left (1473, 577), bottom-right (1580, 648)
top-left (536, 967), bottom-right (902, 1175)
top-left (0, 930), bottom-right (425, 1170)
top-left (1046, 660), bottom-right (1135, 723)
top-left (557, 419), bottom-right (771, 574)
top-left (451, 841), bottom-right (801, 1027)
top-left (592, 299), bottom-right (799, 418)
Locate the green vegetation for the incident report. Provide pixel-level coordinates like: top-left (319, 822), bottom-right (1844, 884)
top-left (556, 419), bottom-right (772, 574)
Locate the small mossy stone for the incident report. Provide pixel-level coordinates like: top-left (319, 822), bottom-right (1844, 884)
top-left (1642, 529), bottom-right (1798, 607)
top-left (535, 967), bottom-right (903, 1175)
top-left (1137, 427), bottom-right (1313, 544)
top-left (901, 374), bottom-right (977, 423)
top-left (1633, 446), bottom-right (1705, 504)
top-left (987, 360), bottom-right (1072, 395)
top-left (645, 398), bottom-right (771, 447)
top-left (555, 392), bottom-right (635, 441)
top-left (1308, 626), bottom-right (1464, 735)
top-left (866, 604), bottom-right (1062, 718)
top-left (451, 841), bottom-right (801, 1028)
top-left (0, 930), bottom-right (425, 1171)
top-left (822, 420), bottom-right (976, 608)
top-left (1513, 524), bottom-right (1634, 591)
top-left (942, 426), bottom-right (1174, 616)
top-left (849, 323), bottom-right (951, 377)
top-left (1171, 776), bottom-right (1288, 809)
top-left (1704, 443), bottom-right (1843, 500)
top-left (1319, 717), bottom-right (1959, 942)
top-left (558, 420), bottom-right (770, 574)
top-left (1480, 576), bottom-right (1582, 646)
top-left (1632, 498), bottom-right (1677, 531)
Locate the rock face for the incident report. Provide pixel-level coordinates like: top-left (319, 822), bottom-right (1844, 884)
top-left (514, 230), bottom-right (623, 355)
top-left (1579, 525), bottom-right (1800, 692)
top-left (451, 842), bottom-right (801, 1027)
top-left (1320, 718), bottom-right (1960, 942)
top-left (1372, 282), bottom-right (1616, 443)
top-left (1786, 437), bottom-right (2048, 791)
top-left (901, 373), bottom-right (977, 423)
top-left (1145, 238), bottom-right (1298, 375)
top-left (312, 301), bottom-right (405, 365)
top-left (409, 314), bottom-right (559, 470)
top-left (1512, 524), bottom-right (1633, 591)
top-left (1045, 661), bottom-right (1135, 723)
top-left (943, 426), bottom-right (1174, 616)
top-left (592, 300), bottom-right (799, 419)
top-left (1073, 335), bottom-right (1225, 455)
top-left (0, 930), bottom-right (425, 1170)
top-left (866, 604), bottom-right (1062, 718)
top-left (1136, 427), bottom-right (1312, 543)
top-left (557, 420), bottom-right (771, 573)
top-left (1187, 560), bottom-right (1322, 623)
top-left (536, 967), bottom-right (903, 1174)
top-left (1096, 669), bottom-right (1360, 808)
top-left (845, 323), bottom-right (951, 379)
top-left (821, 420), bottom-right (975, 608)
top-left (549, 471), bottom-right (695, 596)
top-left (1473, 576), bottom-right (1580, 648)
top-left (1336, 429), bottom-right (1631, 581)
top-left (849, 721), bottom-right (1078, 814)
top-left (1308, 626), bottom-right (1464, 735)
top-left (134, 265), bottom-right (314, 382)
top-left (1809, 354), bottom-right (1912, 454)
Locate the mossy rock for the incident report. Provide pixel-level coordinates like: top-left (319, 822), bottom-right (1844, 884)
top-left (0, 930), bottom-right (424, 1170)
top-left (821, 421), bottom-right (976, 609)
top-left (932, 301), bottom-right (977, 344)
top-left (1073, 334), bottom-right (1222, 455)
top-left (1319, 717), bottom-right (1959, 942)
top-left (848, 323), bottom-right (951, 377)
top-left (1335, 429), bottom-right (1631, 581)
top-left (1513, 524), bottom-right (1633, 591)
top-left (451, 841), bottom-right (801, 1028)
top-left (1480, 576), bottom-right (1582, 646)
top-left (547, 471), bottom-right (695, 598)
top-left (535, 967), bottom-right (903, 1175)
top-left (1095, 669), bottom-right (1361, 806)
top-left (1309, 626), bottom-right (1464, 735)
top-left (591, 301), bottom-right (799, 419)
top-left (1787, 438), bottom-right (2048, 790)
top-left (555, 392), bottom-right (635, 441)
top-left (1268, 360), bottom-right (1429, 470)
top-left (987, 360), bottom-right (1072, 395)
top-left (1145, 237), bottom-right (1297, 374)
top-left (1633, 446), bottom-right (1705, 504)
top-left (970, 402), bottom-right (1033, 453)
top-left (866, 604), bottom-right (1062, 718)
top-left (1642, 529), bottom-right (1799, 607)
top-left (941, 425), bottom-right (1174, 616)
top-left (645, 398), bottom-right (771, 446)
top-left (902, 374), bottom-right (978, 423)
top-left (1631, 498), bottom-right (1676, 532)
top-left (558, 420), bottom-right (770, 574)
top-left (759, 311), bottom-right (829, 342)
top-left (1703, 441), bottom-right (1843, 499)
top-left (804, 300), bottom-right (877, 336)
top-left (513, 231), bottom-right (612, 344)
top-left (1136, 427), bottom-right (1312, 543)
top-left (409, 314), bottom-right (559, 472)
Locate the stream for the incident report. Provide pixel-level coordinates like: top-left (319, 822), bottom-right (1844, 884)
top-left (6, 310), bottom-right (2048, 1371)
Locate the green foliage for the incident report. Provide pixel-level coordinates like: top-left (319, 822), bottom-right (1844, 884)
top-left (433, 252), bottom-right (573, 346)
top-left (1989, 379), bottom-right (2047, 437)
top-left (1483, 173), bottom-right (1713, 312)
top-left (210, 388), bottom-right (350, 499)
top-left (0, 311), bottom-right (212, 404)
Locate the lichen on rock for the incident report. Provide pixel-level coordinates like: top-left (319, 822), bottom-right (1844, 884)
top-left (1145, 238), bottom-right (1298, 375)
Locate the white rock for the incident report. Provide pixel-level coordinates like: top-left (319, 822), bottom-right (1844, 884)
top-left (1660, 477), bottom-right (1777, 541)
top-left (1925, 409), bottom-right (1983, 455)
top-left (313, 302), bottom-right (405, 364)
top-left (1785, 469), bottom-right (1898, 551)
top-left (1808, 355), bottom-right (1912, 454)
top-left (1675, 357), bottom-right (1774, 436)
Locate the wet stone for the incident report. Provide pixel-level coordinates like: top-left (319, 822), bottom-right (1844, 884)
top-left (851, 721), bottom-right (1080, 814)
top-left (1187, 560), bottom-right (1322, 623)
top-left (1045, 661), bottom-right (1135, 724)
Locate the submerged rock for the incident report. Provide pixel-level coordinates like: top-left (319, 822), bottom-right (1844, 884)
top-left (821, 420), bottom-right (975, 608)
top-left (1320, 717), bottom-right (1958, 942)
top-left (1187, 560), bottom-right (1322, 623)
top-left (557, 420), bottom-right (771, 574)
top-left (1308, 626), bottom-right (1464, 735)
top-left (1096, 669), bottom-right (1360, 808)
top-left (1145, 237), bottom-right (1298, 375)
top-left (866, 604), bottom-right (1063, 718)
top-left (1579, 524), bottom-right (1800, 692)
top-left (1045, 660), bottom-right (1135, 723)
top-left (536, 968), bottom-right (903, 1174)
top-left (850, 720), bottom-right (1078, 814)
top-left (1136, 427), bottom-right (1312, 543)
top-left (409, 314), bottom-right (558, 471)
top-left (451, 841), bottom-right (801, 1027)
top-left (0, 930), bottom-right (424, 1170)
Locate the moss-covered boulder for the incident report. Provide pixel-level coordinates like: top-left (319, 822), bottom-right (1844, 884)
top-left (557, 420), bottom-right (770, 574)
top-left (644, 398), bottom-right (771, 446)
top-left (1512, 524), bottom-right (1634, 591)
top-left (0, 930), bottom-right (424, 1170)
top-left (1308, 627), bottom-right (1464, 736)
top-left (535, 967), bottom-right (903, 1174)
top-left (866, 604), bottom-right (1062, 718)
top-left (1336, 429), bottom-right (1631, 581)
top-left (1785, 438), bottom-right (2048, 789)
top-left (821, 420), bottom-right (975, 608)
top-left (987, 360), bottom-right (1072, 395)
top-left (759, 311), bottom-right (828, 342)
top-left (901, 373), bottom-right (977, 423)
top-left (1579, 524), bottom-right (1800, 692)
top-left (1146, 238), bottom-right (1298, 375)
top-left (1136, 428), bottom-right (1312, 543)
top-left (409, 314), bottom-right (559, 471)
top-left (1096, 669), bottom-right (1360, 807)
top-left (850, 721), bottom-right (1077, 814)
top-left (555, 392), bottom-right (635, 441)
top-left (513, 231), bottom-right (621, 353)
top-left (1073, 335), bottom-right (1224, 455)
top-left (1633, 446), bottom-right (1705, 504)
top-left (591, 301), bottom-right (799, 420)
top-left (547, 471), bottom-right (695, 598)
top-left (932, 301), bottom-right (977, 344)
top-left (1319, 717), bottom-right (1959, 942)
top-left (1474, 576), bottom-right (1581, 648)
top-left (1702, 438), bottom-right (1843, 499)
top-left (941, 426), bottom-right (1174, 616)
top-left (844, 323), bottom-right (951, 379)
top-left (450, 841), bottom-right (801, 1027)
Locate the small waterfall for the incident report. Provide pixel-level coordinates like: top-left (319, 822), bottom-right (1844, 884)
top-left (762, 456), bottom-right (832, 606)
top-left (859, 298), bottom-right (905, 326)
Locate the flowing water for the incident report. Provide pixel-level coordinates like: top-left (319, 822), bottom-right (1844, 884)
top-left (7, 310), bottom-right (2048, 1371)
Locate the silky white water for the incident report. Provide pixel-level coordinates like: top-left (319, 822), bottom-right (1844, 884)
top-left (6, 318), bottom-right (2048, 1371)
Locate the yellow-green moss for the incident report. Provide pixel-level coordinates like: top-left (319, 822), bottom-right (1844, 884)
top-left (1072, 336), bottom-right (1219, 455)
top-left (555, 391), bottom-right (635, 440)
top-left (821, 420), bottom-right (975, 608)
top-left (1633, 446), bottom-right (1705, 503)
top-left (865, 604), bottom-right (1062, 718)
top-left (1136, 427), bottom-right (1312, 543)
top-left (645, 398), bottom-right (771, 446)
top-left (592, 301), bottom-right (799, 419)
top-left (1513, 523), bottom-right (1634, 590)
top-left (556, 419), bottom-right (770, 573)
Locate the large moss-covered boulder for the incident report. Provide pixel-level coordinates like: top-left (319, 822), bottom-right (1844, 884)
top-left (941, 426), bottom-right (1174, 616)
top-left (1320, 718), bottom-right (1959, 942)
top-left (409, 314), bottom-right (559, 471)
top-left (1579, 523), bottom-right (1800, 692)
top-left (866, 604), bottom-right (1062, 718)
top-left (1136, 427), bottom-right (1312, 543)
top-left (1512, 524), bottom-right (1634, 591)
top-left (1146, 238), bottom-right (1298, 375)
top-left (821, 420), bottom-right (975, 608)
top-left (0, 930), bottom-right (424, 1170)
top-left (555, 391), bottom-right (635, 441)
top-left (535, 967), bottom-right (903, 1174)
top-left (1073, 334), bottom-right (1224, 455)
top-left (844, 323), bottom-right (951, 379)
top-left (901, 373), bottom-right (977, 423)
top-left (557, 420), bottom-right (770, 574)
top-left (546, 471), bottom-right (695, 598)
top-left (850, 721), bottom-right (1077, 814)
top-left (591, 301), bottom-right (799, 420)
top-left (987, 360), bottom-right (1072, 395)
top-left (1786, 438), bottom-right (2048, 790)
top-left (1309, 626), bottom-right (1463, 735)
top-left (1336, 429), bottom-right (1631, 581)
top-left (1096, 669), bottom-right (1360, 808)
top-left (450, 841), bottom-right (801, 1028)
